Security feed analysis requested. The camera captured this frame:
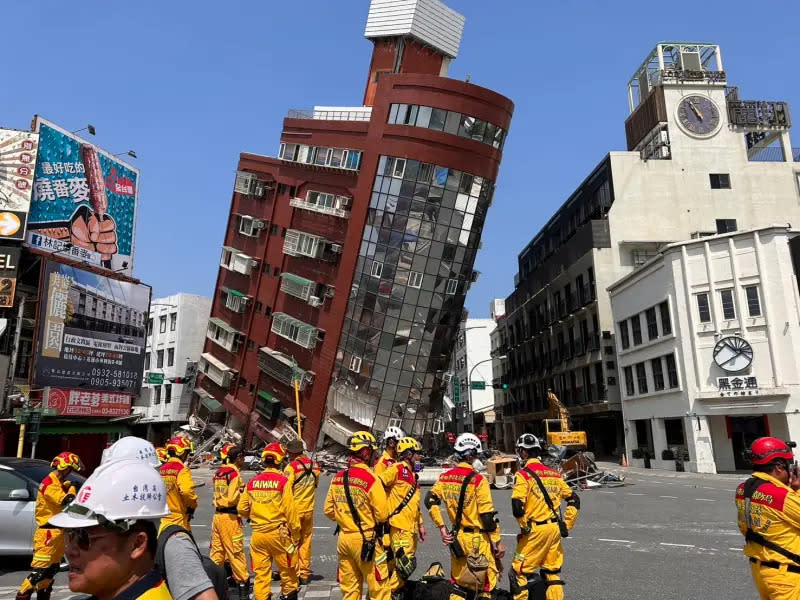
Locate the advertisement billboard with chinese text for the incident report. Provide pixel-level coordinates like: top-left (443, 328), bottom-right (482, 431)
top-left (0, 129), bottom-right (39, 240)
top-left (29, 117), bottom-right (139, 276)
top-left (46, 388), bottom-right (131, 417)
top-left (35, 261), bottom-right (150, 395)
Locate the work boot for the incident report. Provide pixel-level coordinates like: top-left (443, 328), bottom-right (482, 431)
top-left (278, 591), bottom-right (298, 600)
top-left (272, 571), bottom-right (281, 581)
top-left (236, 579), bottom-right (251, 600)
top-left (35, 586), bottom-right (53, 600)
top-left (14, 593), bottom-right (33, 600)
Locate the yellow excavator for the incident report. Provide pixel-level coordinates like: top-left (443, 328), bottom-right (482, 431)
top-left (543, 390), bottom-right (588, 449)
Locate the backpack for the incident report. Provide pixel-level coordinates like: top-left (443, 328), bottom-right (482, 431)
top-left (155, 524), bottom-right (229, 600)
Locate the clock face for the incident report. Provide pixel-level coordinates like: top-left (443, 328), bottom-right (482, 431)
top-left (677, 95), bottom-right (721, 137)
top-left (713, 336), bottom-right (753, 373)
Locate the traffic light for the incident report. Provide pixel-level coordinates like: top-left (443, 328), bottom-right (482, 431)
top-left (502, 383), bottom-right (509, 389)
top-left (170, 377), bottom-right (190, 384)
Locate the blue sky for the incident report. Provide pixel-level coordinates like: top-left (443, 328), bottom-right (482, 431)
top-left (3, 1), bottom-right (799, 317)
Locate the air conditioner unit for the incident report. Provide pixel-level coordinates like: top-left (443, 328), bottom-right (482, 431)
top-left (253, 183), bottom-right (265, 197)
top-left (253, 220), bottom-right (266, 230)
top-left (305, 371), bottom-right (316, 385)
top-left (330, 244), bottom-right (343, 253)
top-left (338, 196), bottom-right (352, 208)
top-left (308, 296), bottom-right (322, 307)
top-left (324, 286), bottom-right (335, 298)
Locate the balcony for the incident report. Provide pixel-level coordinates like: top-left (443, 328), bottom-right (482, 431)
top-left (280, 272), bottom-right (316, 302)
top-left (207, 318), bottom-right (243, 354)
top-left (290, 192), bottom-right (351, 219)
top-left (221, 287), bottom-right (250, 313)
top-left (258, 346), bottom-right (312, 391)
top-left (279, 143), bottom-right (362, 172)
top-left (271, 313), bottom-right (320, 350)
top-left (220, 246), bottom-right (257, 276)
top-left (283, 229), bottom-right (342, 262)
top-left (199, 352), bottom-right (235, 390)
top-left (288, 107), bottom-right (372, 122)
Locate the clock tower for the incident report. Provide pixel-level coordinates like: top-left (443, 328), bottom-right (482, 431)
top-left (624, 42), bottom-right (793, 163)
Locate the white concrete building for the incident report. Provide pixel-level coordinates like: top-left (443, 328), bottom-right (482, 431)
top-left (451, 318), bottom-right (496, 434)
top-left (133, 293), bottom-right (212, 439)
top-left (500, 42), bottom-right (799, 457)
top-left (489, 300), bottom-right (510, 449)
top-left (609, 226), bottom-right (800, 473)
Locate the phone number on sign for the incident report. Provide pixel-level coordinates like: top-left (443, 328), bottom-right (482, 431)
top-left (88, 376), bottom-right (138, 389)
top-left (91, 368), bottom-right (138, 379)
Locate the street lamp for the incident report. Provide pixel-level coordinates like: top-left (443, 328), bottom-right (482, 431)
top-left (467, 354), bottom-right (506, 434)
top-left (113, 150), bottom-right (137, 159)
top-left (72, 125), bottom-right (96, 136)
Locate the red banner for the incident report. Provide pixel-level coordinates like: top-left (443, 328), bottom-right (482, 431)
top-left (47, 388), bottom-right (131, 417)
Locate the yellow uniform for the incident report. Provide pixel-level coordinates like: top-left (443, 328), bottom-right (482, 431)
top-left (159, 457), bottom-right (198, 532)
top-left (736, 472), bottom-right (800, 600)
top-left (324, 462), bottom-right (391, 600)
top-left (285, 456), bottom-right (321, 580)
top-left (111, 570), bottom-right (173, 600)
top-left (510, 459), bottom-right (579, 600)
top-left (373, 450), bottom-right (396, 478)
top-left (210, 464), bottom-right (249, 584)
top-left (238, 467), bottom-right (300, 600)
top-left (426, 462), bottom-right (502, 598)
top-left (17, 472), bottom-right (76, 597)
top-left (379, 461), bottom-right (423, 593)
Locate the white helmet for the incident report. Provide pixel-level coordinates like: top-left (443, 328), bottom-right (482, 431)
top-left (48, 458), bottom-right (169, 529)
top-left (101, 436), bottom-right (160, 468)
top-left (516, 433), bottom-right (542, 451)
top-left (454, 433), bottom-right (482, 455)
top-left (384, 426), bottom-right (405, 442)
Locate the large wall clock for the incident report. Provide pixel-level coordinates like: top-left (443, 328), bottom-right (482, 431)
top-left (713, 336), bottom-right (753, 372)
top-left (676, 95), bottom-right (722, 138)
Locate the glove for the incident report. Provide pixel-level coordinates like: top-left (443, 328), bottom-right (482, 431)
top-left (61, 493), bottom-right (76, 508)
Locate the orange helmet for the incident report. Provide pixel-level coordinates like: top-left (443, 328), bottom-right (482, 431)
top-left (261, 442), bottom-right (286, 464)
top-left (166, 436), bottom-right (193, 457)
top-left (155, 447), bottom-right (168, 464)
top-left (219, 443), bottom-right (237, 463)
top-left (51, 452), bottom-right (84, 472)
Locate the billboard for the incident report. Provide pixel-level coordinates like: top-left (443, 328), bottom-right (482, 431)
top-left (35, 261), bottom-right (150, 395)
top-left (29, 117), bottom-right (139, 276)
top-left (0, 128), bottom-right (39, 240)
top-left (46, 388), bottom-right (131, 417)
top-left (0, 246), bottom-right (21, 307)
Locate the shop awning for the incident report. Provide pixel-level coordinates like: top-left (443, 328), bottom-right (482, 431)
top-left (209, 317), bottom-right (241, 335)
top-left (201, 396), bottom-right (224, 413)
top-left (258, 390), bottom-right (280, 405)
top-left (40, 425), bottom-right (129, 435)
top-left (201, 352), bottom-right (233, 372)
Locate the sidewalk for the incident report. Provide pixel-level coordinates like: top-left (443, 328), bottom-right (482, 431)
top-left (596, 460), bottom-right (745, 481)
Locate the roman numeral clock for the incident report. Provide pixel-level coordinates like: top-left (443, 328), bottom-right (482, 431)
top-left (676, 95), bottom-right (722, 137)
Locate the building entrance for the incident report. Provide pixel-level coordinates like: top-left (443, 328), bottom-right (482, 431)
top-left (728, 415), bottom-right (768, 470)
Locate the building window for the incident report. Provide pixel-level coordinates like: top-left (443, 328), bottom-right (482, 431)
top-left (709, 174), bottom-right (731, 189)
top-left (167, 348), bottom-right (175, 367)
top-left (153, 386), bottom-right (161, 405)
top-left (146, 318), bottom-right (153, 336)
top-left (409, 271), bottom-right (423, 289)
top-left (720, 289), bottom-right (736, 320)
top-left (255, 301), bottom-right (263, 313)
top-left (144, 353), bottom-right (151, 371)
top-left (624, 366), bottom-right (635, 396)
top-left (238, 215), bottom-right (257, 236)
top-left (446, 278), bottom-right (458, 295)
top-left (157, 350), bottom-right (164, 368)
top-left (164, 384), bottom-right (172, 404)
top-left (645, 307), bottom-right (658, 341)
top-left (716, 218), bottom-right (737, 233)
top-left (652, 358), bottom-right (665, 391)
top-left (659, 301), bottom-right (671, 335)
top-left (745, 285), bottom-right (761, 317)
top-left (349, 356), bottom-right (362, 372)
top-left (665, 353), bottom-right (679, 388)
top-left (632, 249), bottom-right (659, 267)
top-left (170, 313), bottom-right (177, 331)
top-left (159, 316), bottom-right (166, 333)
top-left (630, 315), bottom-right (642, 346)
top-left (371, 261), bottom-right (383, 278)
top-left (618, 320), bottom-right (630, 350)
top-left (635, 362), bottom-right (648, 394)
top-left (696, 293), bottom-right (711, 323)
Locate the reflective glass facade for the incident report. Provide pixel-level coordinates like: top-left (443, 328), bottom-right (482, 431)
top-left (388, 104), bottom-right (507, 150)
top-left (330, 155), bottom-right (494, 435)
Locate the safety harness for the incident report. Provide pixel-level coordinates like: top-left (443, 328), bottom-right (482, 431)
top-left (523, 466), bottom-right (569, 538)
top-left (742, 477), bottom-right (800, 568)
top-left (292, 458), bottom-right (318, 489)
top-left (389, 475), bottom-right (419, 519)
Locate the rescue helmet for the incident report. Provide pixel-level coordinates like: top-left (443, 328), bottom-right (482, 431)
top-left (219, 443), bottom-right (238, 463)
top-left (261, 442), bottom-right (286, 464)
top-left (166, 436), bottom-right (193, 457)
top-left (101, 437), bottom-right (160, 468)
top-left (51, 452), bottom-right (84, 473)
top-left (453, 433), bottom-right (482, 457)
top-left (286, 439), bottom-right (305, 455)
top-left (156, 447), bottom-right (168, 464)
top-left (397, 437), bottom-right (422, 457)
top-left (48, 458), bottom-right (169, 530)
top-left (749, 437), bottom-right (795, 465)
top-left (348, 431), bottom-right (378, 453)
top-left (384, 426), bottom-right (405, 444)
top-left (516, 433), bottom-right (542, 451)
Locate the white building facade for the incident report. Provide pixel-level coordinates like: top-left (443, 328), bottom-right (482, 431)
top-left (451, 318), bottom-right (496, 435)
top-left (609, 226), bottom-right (800, 473)
top-left (133, 293), bottom-right (212, 438)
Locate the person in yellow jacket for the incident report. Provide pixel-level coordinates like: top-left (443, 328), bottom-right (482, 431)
top-left (736, 437), bottom-right (800, 600)
top-left (425, 432), bottom-right (505, 599)
top-left (284, 439), bottom-right (321, 585)
top-left (159, 436), bottom-right (198, 532)
top-left (211, 443), bottom-right (250, 600)
top-left (16, 452), bottom-right (84, 600)
top-left (374, 426), bottom-right (405, 478)
top-left (510, 434), bottom-right (579, 600)
top-left (239, 442), bottom-right (300, 600)
top-left (324, 431), bottom-right (391, 600)
top-left (379, 437), bottom-right (426, 598)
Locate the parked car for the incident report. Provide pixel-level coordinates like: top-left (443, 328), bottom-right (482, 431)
top-left (0, 458), bottom-right (86, 555)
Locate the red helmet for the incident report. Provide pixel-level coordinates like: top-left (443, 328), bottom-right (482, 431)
top-left (51, 452), bottom-right (84, 472)
top-left (219, 443), bottom-right (237, 463)
top-left (749, 437), bottom-right (795, 465)
top-left (166, 436), bottom-right (193, 457)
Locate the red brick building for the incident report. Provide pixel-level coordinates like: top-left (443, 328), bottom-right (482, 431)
top-left (197, 0), bottom-right (513, 448)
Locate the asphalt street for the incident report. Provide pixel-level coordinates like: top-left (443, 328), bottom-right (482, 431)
top-left (0, 464), bottom-right (756, 599)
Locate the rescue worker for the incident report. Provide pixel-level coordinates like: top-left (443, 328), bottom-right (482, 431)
top-left (238, 442), bottom-right (300, 600)
top-left (736, 437), bottom-right (800, 599)
top-left (211, 444), bottom-right (250, 600)
top-left (284, 439), bottom-right (321, 585)
top-left (156, 447), bottom-right (169, 464)
top-left (374, 426), bottom-right (405, 477)
top-left (510, 434), bottom-right (580, 600)
top-left (48, 458), bottom-right (173, 600)
top-left (324, 431), bottom-right (391, 600)
top-left (425, 432), bottom-right (505, 599)
top-left (16, 451), bottom-right (84, 600)
top-left (160, 436), bottom-right (198, 532)
top-left (379, 436), bottom-right (426, 599)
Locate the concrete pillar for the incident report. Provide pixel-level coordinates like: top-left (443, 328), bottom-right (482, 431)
top-left (785, 413), bottom-right (800, 446)
top-left (686, 415), bottom-right (717, 474)
top-left (652, 417), bottom-right (668, 459)
top-left (624, 419), bottom-right (638, 462)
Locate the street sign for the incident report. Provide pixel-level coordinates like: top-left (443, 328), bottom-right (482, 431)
top-left (453, 376), bottom-right (460, 405)
top-left (147, 372), bottom-right (164, 385)
top-left (471, 381), bottom-right (486, 390)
